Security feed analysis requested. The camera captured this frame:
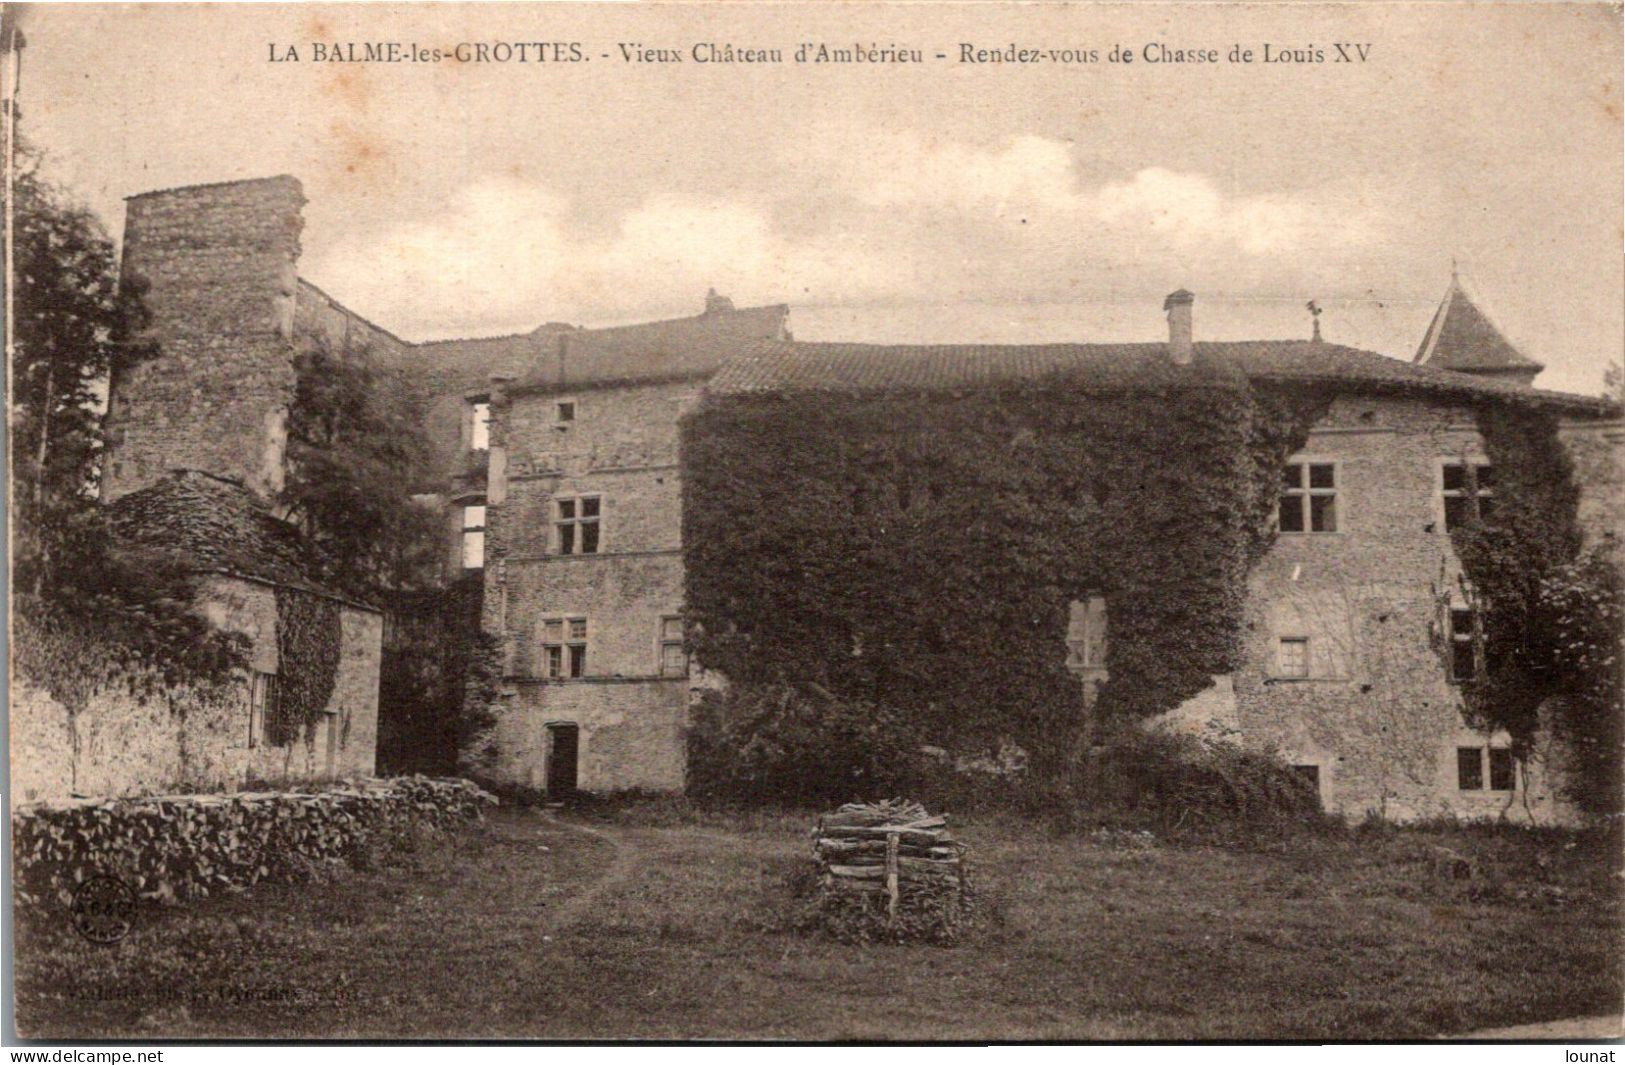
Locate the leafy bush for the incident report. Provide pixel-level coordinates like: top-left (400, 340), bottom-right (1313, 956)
top-left (12, 776), bottom-right (496, 907)
top-left (1084, 728), bottom-right (1327, 837)
top-left (687, 682), bottom-right (925, 805)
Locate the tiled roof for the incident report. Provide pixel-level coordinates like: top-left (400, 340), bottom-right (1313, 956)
top-left (107, 470), bottom-right (373, 609)
top-left (1414, 276), bottom-right (1543, 373)
top-left (394, 303), bottom-right (790, 400)
top-left (709, 338), bottom-right (1616, 414)
top-left (404, 330), bottom-right (555, 398)
top-left (509, 303), bottom-right (790, 394)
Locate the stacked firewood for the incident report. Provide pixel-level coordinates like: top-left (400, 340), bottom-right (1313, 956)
top-left (812, 799), bottom-right (965, 916)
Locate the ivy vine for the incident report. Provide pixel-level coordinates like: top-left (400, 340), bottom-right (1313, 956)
top-left (1451, 402), bottom-right (1620, 816)
top-left (270, 586), bottom-right (342, 746)
top-left (680, 363), bottom-right (1327, 776)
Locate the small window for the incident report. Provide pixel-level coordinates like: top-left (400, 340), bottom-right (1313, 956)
top-left (659, 615), bottom-right (687, 677)
top-left (462, 504), bottom-right (487, 570)
top-left (1458, 746), bottom-right (1516, 792)
top-left (542, 617), bottom-right (588, 679)
top-left (1457, 746), bottom-right (1484, 790)
top-left (1066, 595), bottom-right (1109, 672)
top-left (249, 671), bottom-right (279, 748)
top-left (1441, 461), bottom-right (1494, 531)
top-left (1291, 764), bottom-right (1320, 794)
top-left (1279, 461), bottom-right (1338, 533)
top-left (1489, 748), bottom-right (1516, 792)
top-left (1449, 607), bottom-right (1480, 683)
top-left (555, 495), bottom-right (601, 555)
top-left (469, 401), bottom-right (491, 452)
top-left (557, 401), bottom-right (576, 423)
top-left (1278, 637), bottom-right (1310, 678)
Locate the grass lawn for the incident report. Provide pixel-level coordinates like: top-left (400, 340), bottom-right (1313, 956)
top-left (13, 805), bottom-right (1621, 1040)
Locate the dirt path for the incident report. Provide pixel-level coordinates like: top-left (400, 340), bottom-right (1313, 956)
top-left (1447, 1015), bottom-right (1622, 1041)
top-left (526, 810), bottom-right (643, 931)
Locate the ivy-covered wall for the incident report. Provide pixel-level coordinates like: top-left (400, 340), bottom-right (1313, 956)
top-left (10, 576), bottom-right (382, 806)
top-left (680, 364), bottom-right (1323, 769)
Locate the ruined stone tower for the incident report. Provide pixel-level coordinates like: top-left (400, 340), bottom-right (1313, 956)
top-left (101, 176), bottom-right (306, 503)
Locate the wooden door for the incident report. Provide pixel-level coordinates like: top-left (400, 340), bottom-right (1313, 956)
top-left (546, 723), bottom-right (579, 799)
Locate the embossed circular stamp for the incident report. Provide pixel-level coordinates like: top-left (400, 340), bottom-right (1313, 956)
top-left (71, 874), bottom-right (137, 945)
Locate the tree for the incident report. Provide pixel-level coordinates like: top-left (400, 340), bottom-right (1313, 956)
top-left (7, 146), bottom-right (132, 595)
top-left (8, 148), bottom-right (242, 687)
top-left (280, 333), bottom-right (442, 598)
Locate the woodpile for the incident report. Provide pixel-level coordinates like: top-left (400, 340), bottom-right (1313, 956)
top-left (813, 799), bottom-right (965, 918)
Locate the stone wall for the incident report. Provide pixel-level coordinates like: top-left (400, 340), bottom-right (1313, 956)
top-left (1233, 394), bottom-right (1576, 823)
top-left (10, 576), bottom-right (382, 806)
top-left (293, 278), bottom-right (410, 365)
top-left (103, 177), bottom-right (305, 503)
top-left (478, 380), bottom-right (698, 792)
top-left (1557, 416), bottom-right (1625, 550)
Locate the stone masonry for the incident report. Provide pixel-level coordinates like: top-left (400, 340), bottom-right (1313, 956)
top-left (103, 176), bottom-right (306, 503)
top-left (10, 576), bottom-right (381, 805)
top-left (80, 174), bottom-right (1621, 819)
top-left (479, 379), bottom-right (701, 792)
top-left (1236, 394), bottom-right (1573, 822)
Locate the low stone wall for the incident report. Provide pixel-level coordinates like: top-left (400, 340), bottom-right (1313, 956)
top-left (12, 777), bottom-right (496, 905)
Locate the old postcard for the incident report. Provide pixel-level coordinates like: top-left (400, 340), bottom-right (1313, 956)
top-left (5, 0), bottom-right (1622, 1046)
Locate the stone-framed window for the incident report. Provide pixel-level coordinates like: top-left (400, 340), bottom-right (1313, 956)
top-left (1440, 460), bottom-right (1495, 531)
top-left (1279, 459), bottom-right (1339, 533)
top-left (1277, 636), bottom-right (1311, 678)
top-left (468, 399), bottom-right (491, 452)
top-left (1065, 595), bottom-right (1108, 672)
top-left (555, 495), bottom-right (601, 555)
top-left (658, 615), bottom-right (687, 678)
top-left (248, 670), bottom-right (279, 748)
top-left (556, 400), bottom-right (576, 425)
top-left (542, 617), bottom-right (589, 679)
top-left (1448, 605), bottom-right (1483, 683)
top-left (1457, 745), bottom-right (1515, 792)
top-left (462, 504), bottom-right (487, 570)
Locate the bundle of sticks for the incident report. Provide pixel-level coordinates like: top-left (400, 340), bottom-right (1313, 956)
top-left (813, 799), bottom-right (964, 912)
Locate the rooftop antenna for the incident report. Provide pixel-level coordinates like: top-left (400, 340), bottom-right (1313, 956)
top-left (1307, 300), bottom-right (1323, 343)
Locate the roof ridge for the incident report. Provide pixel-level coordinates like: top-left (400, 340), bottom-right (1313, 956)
top-left (404, 303), bottom-right (789, 351)
top-left (125, 173), bottom-right (301, 201)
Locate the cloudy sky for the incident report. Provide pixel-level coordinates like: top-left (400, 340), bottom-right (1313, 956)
top-left (19, 3), bottom-right (1623, 392)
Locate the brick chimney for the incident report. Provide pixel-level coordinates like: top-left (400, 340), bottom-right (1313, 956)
top-left (1164, 289), bottom-right (1194, 365)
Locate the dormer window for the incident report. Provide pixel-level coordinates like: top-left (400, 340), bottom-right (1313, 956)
top-left (469, 400), bottom-right (491, 452)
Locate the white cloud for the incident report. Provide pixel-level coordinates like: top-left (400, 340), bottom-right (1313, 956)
top-left (849, 132), bottom-right (1384, 256)
top-left (860, 133), bottom-right (1079, 216)
top-left (305, 131), bottom-right (1392, 339)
